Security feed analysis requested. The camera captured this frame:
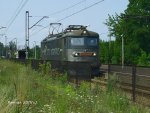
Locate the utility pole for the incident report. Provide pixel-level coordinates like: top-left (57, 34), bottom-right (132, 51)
top-left (108, 35), bottom-right (111, 76)
top-left (25, 11), bottom-right (29, 59)
top-left (122, 36), bottom-right (124, 69)
top-left (25, 11), bottom-right (48, 59)
top-left (5, 36), bottom-right (7, 57)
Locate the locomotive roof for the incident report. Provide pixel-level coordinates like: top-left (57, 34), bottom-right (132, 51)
top-left (62, 29), bottom-right (99, 37)
top-left (41, 25), bottom-right (99, 42)
top-left (63, 25), bottom-right (99, 37)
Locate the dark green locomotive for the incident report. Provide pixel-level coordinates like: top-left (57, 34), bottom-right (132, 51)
top-left (41, 25), bottom-right (100, 79)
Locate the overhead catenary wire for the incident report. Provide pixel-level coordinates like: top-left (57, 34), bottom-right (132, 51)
top-left (30, 0), bottom-right (105, 37)
top-left (28, 0), bottom-right (86, 18)
top-left (56, 0), bottom-right (104, 22)
top-left (6, 0), bottom-right (24, 26)
top-left (48, 0), bottom-right (86, 16)
top-left (5, 0), bottom-right (29, 34)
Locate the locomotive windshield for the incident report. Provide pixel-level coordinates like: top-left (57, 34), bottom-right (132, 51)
top-left (71, 38), bottom-right (84, 46)
top-left (70, 37), bottom-right (98, 46)
top-left (86, 38), bottom-right (97, 46)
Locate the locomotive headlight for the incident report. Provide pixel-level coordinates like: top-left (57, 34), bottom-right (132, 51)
top-left (93, 52), bottom-right (97, 56)
top-left (83, 30), bottom-right (87, 34)
top-left (75, 53), bottom-right (78, 56)
top-left (72, 52), bottom-right (79, 57)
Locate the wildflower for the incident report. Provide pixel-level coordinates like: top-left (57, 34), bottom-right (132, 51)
top-left (38, 110), bottom-right (44, 113)
top-left (8, 100), bottom-right (21, 105)
top-left (23, 101), bottom-right (37, 105)
top-left (120, 98), bottom-right (123, 100)
top-left (85, 100), bottom-right (87, 102)
top-left (44, 104), bottom-right (50, 107)
top-left (3, 66), bottom-right (7, 70)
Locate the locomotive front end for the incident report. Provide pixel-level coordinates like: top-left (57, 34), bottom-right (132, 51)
top-left (63, 25), bottom-right (100, 78)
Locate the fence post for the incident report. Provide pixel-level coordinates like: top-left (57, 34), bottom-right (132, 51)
top-left (108, 64), bottom-right (111, 80)
top-left (132, 65), bottom-right (136, 102)
top-left (108, 64), bottom-right (110, 74)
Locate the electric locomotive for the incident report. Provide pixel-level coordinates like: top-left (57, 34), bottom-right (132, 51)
top-left (41, 24), bottom-right (100, 79)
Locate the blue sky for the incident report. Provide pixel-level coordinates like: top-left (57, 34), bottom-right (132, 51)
top-left (0, 0), bottom-right (129, 48)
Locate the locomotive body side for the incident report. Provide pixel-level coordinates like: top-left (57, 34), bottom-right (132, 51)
top-left (41, 35), bottom-right (66, 70)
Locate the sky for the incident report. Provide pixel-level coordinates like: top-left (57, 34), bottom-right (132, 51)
top-left (0, 0), bottom-right (129, 49)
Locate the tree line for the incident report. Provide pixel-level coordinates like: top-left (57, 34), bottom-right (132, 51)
top-left (0, 41), bottom-right (41, 59)
top-left (100, 0), bottom-right (150, 66)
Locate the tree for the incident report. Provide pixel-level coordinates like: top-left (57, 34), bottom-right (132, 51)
top-left (99, 40), bottom-right (109, 64)
top-left (35, 45), bottom-right (41, 59)
top-left (99, 40), bottom-right (118, 64)
top-left (105, 0), bottom-right (150, 65)
top-left (0, 42), bottom-right (4, 56)
top-left (29, 45), bottom-right (41, 59)
top-left (138, 50), bottom-right (150, 66)
top-left (9, 41), bottom-right (17, 58)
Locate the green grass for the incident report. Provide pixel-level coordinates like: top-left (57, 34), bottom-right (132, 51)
top-left (0, 59), bottom-right (150, 113)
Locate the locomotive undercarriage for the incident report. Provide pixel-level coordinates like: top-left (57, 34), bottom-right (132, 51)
top-left (50, 60), bottom-right (100, 80)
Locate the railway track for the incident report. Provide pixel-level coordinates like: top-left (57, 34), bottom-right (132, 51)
top-left (101, 65), bottom-right (150, 94)
top-left (100, 65), bottom-right (150, 95)
top-left (91, 76), bottom-right (150, 106)
top-left (92, 77), bottom-right (150, 95)
top-left (94, 64), bottom-right (150, 106)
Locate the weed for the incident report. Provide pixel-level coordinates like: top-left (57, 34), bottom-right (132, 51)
top-left (0, 59), bottom-right (149, 113)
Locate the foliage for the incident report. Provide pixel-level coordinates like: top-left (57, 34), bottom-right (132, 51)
top-left (138, 49), bottom-right (150, 66)
top-left (39, 61), bottom-right (51, 76)
top-left (9, 41), bottom-right (17, 58)
top-left (1, 42), bottom-right (41, 59)
top-left (99, 40), bottom-right (109, 64)
top-left (29, 45), bottom-right (41, 59)
top-left (99, 40), bottom-right (121, 64)
top-left (104, 0), bottom-right (150, 65)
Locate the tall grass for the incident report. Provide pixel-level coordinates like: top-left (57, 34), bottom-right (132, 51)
top-left (0, 59), bottom-right (150, 113)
